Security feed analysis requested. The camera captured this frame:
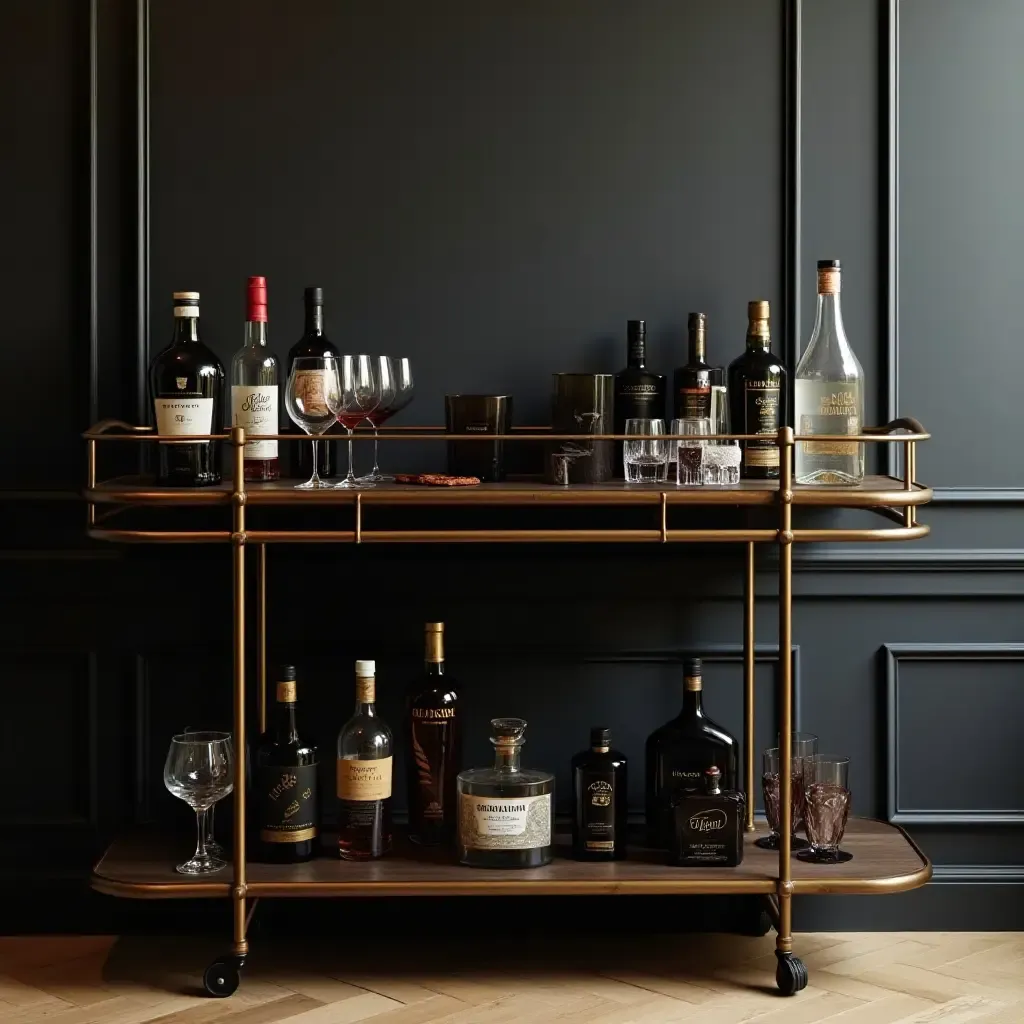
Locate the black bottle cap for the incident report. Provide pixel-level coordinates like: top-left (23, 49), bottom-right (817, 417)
top-left (304, 286), bottom-right (323, 305)
top-left (626, 319), bottom-right (646, 340)
top-left (277, 665), bottom-right (297, 682)
top-left (684, 656), bottom-right (702, 676)
top-left (590, 726), bottom-right (611, 748)
top-left (817, 259), bottom-right (840, 270)
top-left (687, 312), bottom-right (706, 330)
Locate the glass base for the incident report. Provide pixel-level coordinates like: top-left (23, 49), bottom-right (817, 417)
top-left (754, 834), bottom-right (810, 851)
top-left (332, 478), bottom-right (376, 489)
top-left (294, 477), bottom-right (333, 489)
top-left (796, 847), bottom-right (853, 864)
top-left (175, 854), bottom-right (226, 875)
top-left (357, 471), bottom-right (393, 483)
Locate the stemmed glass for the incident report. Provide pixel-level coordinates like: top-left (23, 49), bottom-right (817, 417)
top-left (359, 357), bottom-right (415, 483)
top-left (285, 356), bottom-right (341, 489)
top-left (163, 731), bottom-right (234, 874)
top-left (182, 727), bottom-right (224, 857)
top-left (326, 354), bottom-right (381, 489)
top-left (357, 356), bottom-right (395, 483)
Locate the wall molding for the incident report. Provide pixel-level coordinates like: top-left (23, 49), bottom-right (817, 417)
top-left (885, 643), bottom-right (1024, 825)
top-left (931, 865), bottom-right (1024, 885)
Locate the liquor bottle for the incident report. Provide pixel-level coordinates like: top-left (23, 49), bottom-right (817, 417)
top-left (406, 622), bottom-right (461, 846)
top-left (149, 291), bottom-right (225, 486)
top-left (794, 260), bottom-right (865, 485)
top-left (252, 665), bottom-right (319, 863)
top-left (288, 287), bottom-right (338, 480)
top-left (230, 276), bottom-right (280, 482)
top-left (645, 657), bottom-right (738, 849)
top-left (669, 766), bottom-right (745, 867)
top-left (571, 726), bottom-right (627, 861)
top-left (456, 718), bottom-right (553, 868)
top-left (727, 300), bottom-right (787, 480)
top-left (337, 660), bottom-right (393, 859)
top-left (672, 313), bottom-right (713, 420)
top-left (613, 320), bottom-right (665, 475)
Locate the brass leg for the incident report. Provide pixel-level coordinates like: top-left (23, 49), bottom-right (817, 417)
top-left (257, 543), bottom-right (267, 734)
top-left (744, 541), bottom-right (756, 832)
top-left (231, 427), bottom-right (248, 959)
top-left (777, 426), bottom-right (794, 958)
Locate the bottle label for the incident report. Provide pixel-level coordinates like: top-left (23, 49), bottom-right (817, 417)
top-left (796, 381), bottom-right (860, 457)
top-left (337, 756), bottom-right (392, 800)
top-left (679, 385), bottom-right (711, 419)
top-left (255, 763), bottom-right (318, 844)
top-left (231, 385), bottom-right (278, 459)
top-left (292, 369), bottom-right (330, 416)
top-left (409, 713), bottom-right (457, 824)
top-left (742, 382), bottom-right (780, 467)
top-left (154, 398), bottom-right (214, 443)
top-left (173, 306), bottom-right (199, 318)
top-left (582, 775), bottom-right (616, 852)
top-left (459, 793), bottom-right (551, 849)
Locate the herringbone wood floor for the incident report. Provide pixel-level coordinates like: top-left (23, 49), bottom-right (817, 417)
top-left (1, 932), bottom-right (1023, 1023)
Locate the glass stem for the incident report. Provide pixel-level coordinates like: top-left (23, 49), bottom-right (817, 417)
top-left (372, 428), bottom-right (381, 475)
top-left (194, 807), bottom-right (210, 862)
top-left (346, 430), bottom-right (356, 484)
top-left (310, 439), bottom-right (321, 486)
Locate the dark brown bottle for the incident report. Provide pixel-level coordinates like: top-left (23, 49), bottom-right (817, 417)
top-left (669, 766), bottom-right (745, 867)
top-left (727, 300), bottom-right (787, 480)
top-left (288, 287), bottom-right (338, 479)
top-left (613, 320), bottom-right (665, 475)
top-left (406, 622), bottom-right (461, 846)
top-left (672, 313), bottom-right (713, 420)
top-left (571, 727), bottom-right (628, 861)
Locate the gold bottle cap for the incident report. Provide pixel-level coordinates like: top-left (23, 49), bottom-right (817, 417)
top-left (425, 622), bottom-right (444, 633)
top-left (747, 300), bottom-right (770, 321)
top-left (276, 680), bottom-right (297, 703)
top-left (172, 291), bottom-right (200, 301)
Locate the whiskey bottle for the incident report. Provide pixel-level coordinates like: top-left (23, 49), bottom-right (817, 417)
top-left (252, 666), bottom-right (318, 863)
top-left (727, 300), bottom-right (787, 480)
top-left (672, 313), bottom-right (713, 420)
top-left (571, 726), bottom-right (627, 861)
top-left (794, 260), bottom-right (865, 484)
top-left (337, 660), bottom-right (392, 859)
top-left (645, 657), bottom-right (738, 849)
top-left (406, 622), bottom-right (461, 846)
top-left (669, 766), bottom-right (745, 867)
top-left (457, 718), bottom-right (553, 868)
top-left (613, 320), bottom-right (666, 474)
top-left (149, 291), bottom-right (225, 486)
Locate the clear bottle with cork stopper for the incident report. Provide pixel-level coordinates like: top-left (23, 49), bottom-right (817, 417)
top-left (336, 659), bottom-right (393, 859)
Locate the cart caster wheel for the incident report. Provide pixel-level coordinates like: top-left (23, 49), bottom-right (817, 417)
top-left (775, 952), bottom-right (808, 996)
top-left (204, 956), bottom-right (243, 998)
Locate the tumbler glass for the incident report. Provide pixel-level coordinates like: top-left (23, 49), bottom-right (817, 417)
top-left (798, 756), bottom-right (853, 863)
top-left (623, 418), bottom-right (668, 483)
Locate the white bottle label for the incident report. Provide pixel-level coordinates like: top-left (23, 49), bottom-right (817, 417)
top-left (154, 398), bottom-right (214, 444)
top-left (459, 793), bottom-right (551, 850)
top-left (231, 385), bottom-right (278, 460)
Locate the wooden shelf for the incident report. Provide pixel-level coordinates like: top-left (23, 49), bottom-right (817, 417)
top-left (92, 820), bottom-right (930, 900)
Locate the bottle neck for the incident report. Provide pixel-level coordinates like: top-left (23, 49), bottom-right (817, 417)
top-left (272, 701), bottom-right (298, 742)
top-left (304, 303), bottom-right (324, 336)
top-left (354, 676), bottom-right (376, 716)
top-left (424, 629), bottom-right (445, 674)
top-left (173, 315), bottom-right (200, 344)
top-left (689, 331), bottom-right (706, 364)
top-left (627, 333), bottom-right (646, 369)
top-left (812, 289), bottom-right (845, 341)
top-left (681, 684), bottom-right (705, 716)
top-left (746, 323), bottom-right (771, 353)
top-left (424, 658), bottom-right (445, 678)
top-left (244, 320), bottom-right (267, 349)
top-left (493, 743), bottom-right (521, 773)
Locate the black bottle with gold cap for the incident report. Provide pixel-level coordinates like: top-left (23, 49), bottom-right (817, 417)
top-left (252, 665), bottom-right (319, 863)
top-left (406, 623), bottom-right (461, 846)
top-left (571, 726), bottom-right (628, 861)
top-left (673, 313), bottom-right (714, 420)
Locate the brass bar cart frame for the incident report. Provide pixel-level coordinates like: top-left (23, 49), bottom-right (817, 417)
top-left (84, 420), bottom-right (932, 998)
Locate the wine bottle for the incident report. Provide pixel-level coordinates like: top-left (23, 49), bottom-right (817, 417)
top-left (613, 320), bottom-right (666, 474)
top-left (727, 300), bottom-right (787, 480)
top-left (231, 276), bottom-right (280, 481)
top-left (252, 666), bottom-right (319, 863)
top-left (337, 660), bottom-right (393, 859)
top-left (406, 622), bottom-right (461, 846)
top-left (672, 313), bottom-right (713, 420)
top-left (288, 287), bottom-right (338, 480)
top-left (149, 291), bottom-right (225, 486)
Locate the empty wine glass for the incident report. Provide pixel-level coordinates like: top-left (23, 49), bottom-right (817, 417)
top-left (798, 756), bottom-right (853, 863)
top-left (163, 731), bottom-right (234, 874)
top-left (359, 357), bottom-right (414, 483)
top-left (623, 418), bottom-right (668, 483)
top-left (357, 356), bottom-right (396, 483)
top-left (327, 355), bottom-right (381, 489)
top-left (182, 727), bottom-right (225, 857)
top-left (285, 356), bottom-right (341, 489)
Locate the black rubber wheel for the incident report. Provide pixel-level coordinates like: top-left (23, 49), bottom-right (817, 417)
top-left (203, 958), bottom-right (241, 998)
top-left (775, 953), bottom-right (808, 996)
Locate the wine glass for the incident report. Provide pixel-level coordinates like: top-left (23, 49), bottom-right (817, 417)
top-left (357, 356), bottom-right (397, 483)
top-left (163, 731), bottom-right (234, 874)
top-left (358, 356), bottom-right (414, 482)
top-left (285, 356), bottom-right (341, 489)
top-left (182, 727), bottom-right (225, 856)
top-left (326, 354), bottom-right (381, 489)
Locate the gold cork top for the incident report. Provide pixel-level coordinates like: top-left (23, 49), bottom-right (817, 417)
top-left (276, 680), bottom-right (297, 703)
top-left (684, 675), bottom-right (703, 692)
top-left (425, 622), bottom-right (445, 664)
top-left (817, 260), bottom-right (841, 295)
top-left (355, 659), bottom-right (375, 703)
top-left (747, 300), bottom-right (770, 339)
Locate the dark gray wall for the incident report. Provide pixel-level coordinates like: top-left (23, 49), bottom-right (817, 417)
top-left (2, 0), bottom-right (1023, 934)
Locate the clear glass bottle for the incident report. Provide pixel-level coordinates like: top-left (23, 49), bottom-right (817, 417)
top-left (230, 275), bottom-right (280, 481)
top-left (336, 660), bottom-right (392, 859)
top-left (794, 260), bottom-right (865, 484)
top-left (457, 718), bottom-right (553, 868)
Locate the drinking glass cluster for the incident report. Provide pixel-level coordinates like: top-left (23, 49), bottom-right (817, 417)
top-left (623, 418), bottom-right (740, 485)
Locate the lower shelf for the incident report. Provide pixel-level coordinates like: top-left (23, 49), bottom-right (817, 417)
top-left (92, 819), bottom-right (930, 899)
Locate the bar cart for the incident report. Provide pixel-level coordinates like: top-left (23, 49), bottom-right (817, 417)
top-left (85, 421), bottom-right (933, 998)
